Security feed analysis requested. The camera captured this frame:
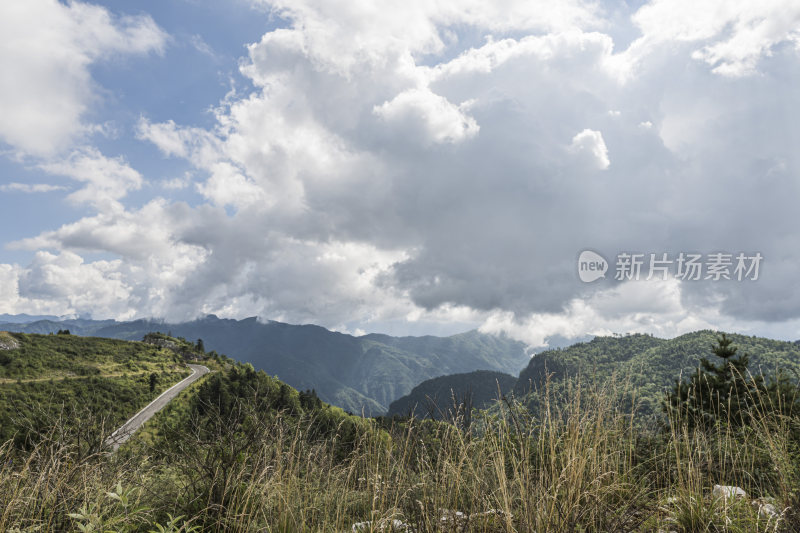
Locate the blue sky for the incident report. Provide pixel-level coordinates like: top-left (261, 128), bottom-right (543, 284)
top-left (0, 0), bottom-right (268, 262)
top-left (1, 0), bottom-right (800, 345)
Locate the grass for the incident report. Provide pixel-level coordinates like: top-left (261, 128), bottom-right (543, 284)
top-left (0, 332), bottom-right (186, 380)
top-left (1, 369), bottom-right (798, 532)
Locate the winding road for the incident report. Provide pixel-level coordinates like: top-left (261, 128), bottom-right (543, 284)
top-left (105, 363), bottom-right (210, 451)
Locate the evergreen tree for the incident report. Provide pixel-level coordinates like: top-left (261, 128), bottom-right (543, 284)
top-left (667, 334), bottom-right (763, 428)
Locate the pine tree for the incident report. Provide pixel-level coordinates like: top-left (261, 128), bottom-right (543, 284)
top-left (667, 334), bottom-right (763, 428)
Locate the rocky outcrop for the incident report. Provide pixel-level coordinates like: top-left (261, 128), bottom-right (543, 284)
top-left (142, 333), bottom-right (203, 361)
top-left (712, 484), bottom-right (747, 501)
top-left (0, 332), bottom-right (19, 350)
top-left (142, 334), bottom-right (179, 351)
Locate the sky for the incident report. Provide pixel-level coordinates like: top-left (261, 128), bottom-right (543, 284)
top-left (1, 0), bottom-right (800, 346)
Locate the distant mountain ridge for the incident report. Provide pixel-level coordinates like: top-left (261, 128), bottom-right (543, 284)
top-left (387, 370), bottom-right (517, 419)
top-left (0, 315), bottom-right (529, 415)
top-left (0, 313), bottom-right (64, 324)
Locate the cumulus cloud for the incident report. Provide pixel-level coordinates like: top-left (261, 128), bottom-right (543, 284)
top-left (619, 0), bottom-right (800, 78)
top-left (160, 173), bottom-right (193, 191)
top-left (11, 199), bottom-right (198, 261)
top-left (373, 88), bottom-right (479, 145)
top-left (480, 279), bottom-right (700, 347)
top-left (136, 119), bottom-right (219, 162)
top-left (3, 0), bottom-right (800, 346)
top-left (38, 148), bottom-right (143, 210)
top-left (0, 0), bottom-right (167, 156)
top-left (17, 251), bottom-right (132, 316)
top-left (0, 251), bottom-right (142, 319)
top-left (569, 128), bottom-right (610, 170)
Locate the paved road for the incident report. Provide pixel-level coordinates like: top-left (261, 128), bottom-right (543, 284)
top-left (105, 364), bottom-right (210, 451)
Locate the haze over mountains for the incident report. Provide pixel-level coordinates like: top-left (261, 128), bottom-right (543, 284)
top-left (0, 315), bottom-right (529, 415)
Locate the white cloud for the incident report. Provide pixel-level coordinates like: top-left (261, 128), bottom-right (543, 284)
top-left (480, 279), bottom-right (718, 348)
top-left (4, 200), bottom-right (212, 319)
top-left (38, 148), bottom-right (143, 210)
top-left (0, 0), bottom-right (167, 157)
top-left (190, 34), bottom-right (216, 58)
top-left (136, 119), bottom-right (219, 163)
top-left (570, 129), bottom-right (610, 170)
top-left (119, 0), bottom-right (800, 335)
top-left (429, 31), bottom-right (616, 81)
top-left (618, 0), bottom-right (800, 78)
top-left (14, 251), bottom-right (133, 318)
top-left (4, 0), bottom-right (800, 344)
top-left (195, 162), bottom-right (266, 209)
top-left (253, 0), bottom-right (602, 76)
top-left (0, 264), bottom-right (21, 314)
top-left (11, 198), bottom-right (197, 260)
top-left (0, 183), bottom-right (66, 193)
top-left (161, 173), bottom-right (193, 191)
top-left (373, 88), bottom-right (479, 144)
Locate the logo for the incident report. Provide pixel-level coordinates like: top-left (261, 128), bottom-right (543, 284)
top-left (578, 250), bottom-right (608, 283)
top-left (575, 250), bottom-right (762, 283)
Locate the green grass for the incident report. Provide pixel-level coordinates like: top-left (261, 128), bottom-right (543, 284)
top-left (0, 332), bottom-right (187, 380)
top-left (0, 332), bottom-right (192, 446)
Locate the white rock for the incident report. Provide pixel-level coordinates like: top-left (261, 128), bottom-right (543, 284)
top-left (389, 519), bottom-right (409, 531)
top-left (752, 499), bottom-right (781, 521)
top-left (712, 485), bottom-right (747, 501)
top-left (439, 509), bottom-right (466, 522)
top-left (760, 503), bottom-right (780, 519)
top-left (351, 519), bottom-right (412, 532)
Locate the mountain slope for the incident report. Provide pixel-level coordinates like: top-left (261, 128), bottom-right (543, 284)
top-left (0, 332), bottom-right (193, 446)
top-left (0, 316), bottom-right (530, 415)
top-left (514, 331), bottom-right (800, 416)
top-left (387, 370), bottom-right (517, 418)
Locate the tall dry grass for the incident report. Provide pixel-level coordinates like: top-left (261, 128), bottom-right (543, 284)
top-left (1, 374), bottom-right (798, 532)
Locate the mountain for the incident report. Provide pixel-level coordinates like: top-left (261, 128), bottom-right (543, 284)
top-left (0, 318), bottom-right (117, 335)
top-left (0, 315), bottom-right (529, 415)
top-left (514, 331), bottom-right (800, 416)
top-left (386, 370), bottom-right (517, 419)
top-left (0, 313), bottom-right (63, 324)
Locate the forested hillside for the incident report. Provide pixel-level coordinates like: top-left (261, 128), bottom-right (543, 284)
top-left (514, 330), bottom-right (800, 416)
top-left (387, 370), bottom-right (517, 419)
